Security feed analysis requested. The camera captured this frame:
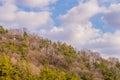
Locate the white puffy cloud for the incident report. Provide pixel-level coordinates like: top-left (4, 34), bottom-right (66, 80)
top-left (0, 0), bottom-right (120, 59)
top-left (64, 23), bottom-right (100, 46)
top-left (0, 1), bottom-right (54, 30)
top-left (46, 0), bottom-right (102, 43)
top-left (42, 0), bottom-right (102, 44)
top-left (60, 0), bottom-right (102, 26)
top-left (82, 30), bottom-right (120, 58)
top-left (0, 0), bottom-right (57, 8)
top-left (16, 0), bottom-right (57, 8)
top-left (40, 0), bottom-right (120, 59)
top-left (15, 11), bottom-right (53, 28)
top-left (0, 3), bottom-right (17, 22)
top-left (102, 4), bottom-right (120, 29)
top-left (50, 27), bottom-right (64, 33)
top-left (0, 0), bottom-right (15, 4)
top-left (98, 0), bottom-right (120, 4)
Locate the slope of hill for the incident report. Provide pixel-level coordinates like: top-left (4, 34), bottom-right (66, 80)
top-left (0, 26), bottom-right (120, 80)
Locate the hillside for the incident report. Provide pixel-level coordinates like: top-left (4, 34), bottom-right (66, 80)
top-left (0, 26), bottom-right (120, 80)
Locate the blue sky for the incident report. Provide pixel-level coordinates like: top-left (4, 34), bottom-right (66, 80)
top-left (0, 0), bottom-right (120, 59)
top-left (51, 0), bottom-right (79, 26)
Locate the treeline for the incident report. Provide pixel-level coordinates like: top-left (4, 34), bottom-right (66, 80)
top-left (0, 26), bottom-right (120, 80)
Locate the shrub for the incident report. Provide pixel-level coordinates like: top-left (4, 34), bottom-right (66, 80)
top-left (40, 67), bottom-right (58, 80)
top-left (81, 75), bottom-right (91, 80)
top-left (1, 43), bottom-right (17, 53)
top-left (0, 54), bottom-right (19, 80)
top-left (18, 41), bottom-right (29, 55)
top-left (40, 67), bottom-right (79, 80)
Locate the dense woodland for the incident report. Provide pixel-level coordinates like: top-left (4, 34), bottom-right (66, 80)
top-left (0, 26), bottom-right (120, 80)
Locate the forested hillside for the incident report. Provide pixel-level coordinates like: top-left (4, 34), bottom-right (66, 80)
top-left (0, 26), bottom-right (120, 80)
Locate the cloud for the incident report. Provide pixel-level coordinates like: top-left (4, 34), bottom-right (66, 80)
top-left (0, 3), bottom-right (17, 22)
top-left (0, 0), bottom-right (57, 8)
top-left (39, 0), bottom-right (120, 59)
top-left (102, 4), bottom-right (120, 29)
top-left (15, 11), bottom-right (53, 28)
top-left (0, 1), bottom-right (54, 30)
top-left (98, 0), bottom-right (120, 4)
top-left (60, 0), bottom-right (102, 26)
top-left (42, 0), bottom-right (102, 44)
top-left (0, 0), bottom-right (15, 4)
top-left (16, 0), bottom-right (57, 8)
top-left (0, 0), bottom-right (120, 59)
top-left (46, 0), bottom-right (102, 43)
top-left (83, 30), bottom-right (120, 58)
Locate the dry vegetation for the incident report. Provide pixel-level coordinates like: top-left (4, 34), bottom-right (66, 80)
top-left (0, 26), bottom-right (120, 80)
